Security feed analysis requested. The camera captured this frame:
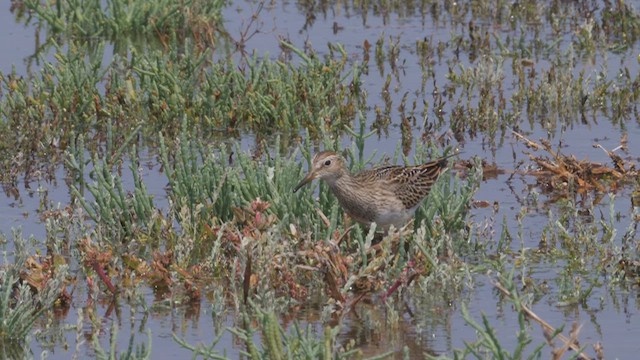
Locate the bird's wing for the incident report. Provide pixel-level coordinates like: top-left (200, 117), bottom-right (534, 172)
top-left (370, 158), bottom-right (450, 209)
top-left (351, 155), bottom-right (451, 209)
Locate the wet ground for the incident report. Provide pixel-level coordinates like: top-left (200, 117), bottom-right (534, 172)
top-left (1, 0), bottom-right (640, 358)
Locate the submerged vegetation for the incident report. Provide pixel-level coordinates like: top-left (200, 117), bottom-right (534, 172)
top-left (0, 0), bottom-right (639, 358)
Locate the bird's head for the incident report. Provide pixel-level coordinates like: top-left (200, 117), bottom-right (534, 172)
top-left (293, 151), bottom-right (346, 192)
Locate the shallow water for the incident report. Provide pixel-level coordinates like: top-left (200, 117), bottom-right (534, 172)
top-left (1, 0), bottom-right (640, 358)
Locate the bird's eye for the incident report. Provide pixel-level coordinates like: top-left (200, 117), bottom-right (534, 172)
top-left (324, 159), bottom-right (332, 166)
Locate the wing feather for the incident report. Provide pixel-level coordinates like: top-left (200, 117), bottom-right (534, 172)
top-left (353, 157), bottom-right (450, 209)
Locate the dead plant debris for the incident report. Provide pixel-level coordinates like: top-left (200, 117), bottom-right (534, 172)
top-left (513, 131), bottom-right (636, 194)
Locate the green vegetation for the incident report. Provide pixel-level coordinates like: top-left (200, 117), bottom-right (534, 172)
top-left (0, 231), bottom-right (67, 357)
top-left (0, 39), bottom-right (363, 183)
top-left (19, 0), bottom-right (225, 46)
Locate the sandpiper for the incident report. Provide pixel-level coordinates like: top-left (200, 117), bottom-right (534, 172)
top-left (293, 151), bottom-right (452, 230)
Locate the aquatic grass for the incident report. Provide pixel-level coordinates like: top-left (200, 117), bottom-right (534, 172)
top-left (441, 33), bottom-right (638, 147)
top-left (225, 305), bottom-right (391, 359)
top-left (451, 301), bottom-right (547, 360)
top-left (1, 0), bottom-right (640, 357)
top-left (0, 40), bottom-right (364, 181)
top-left (474, 191), bottom-right (638, 356)
top-left (0, 43), bottom-right (106, 181)
top-left (405, 1), bottom-right (640, 147)
top-left (92, 321), bottom-right (152, 360)
top-left (67, 141), bottom-right (155, 246)
top-left (411, 218), bottom-right (474, 289)
top-left (415, 153), bottom-right (481, 238)
top-left (600, 0), bottom-right (640, 48)
top-left (50, 129), bottom-right (632, 356)
top-left (428, 267), bottom-right (591, 360)
top-left (233, 144), bottom-right (321, 229)
top-left (594, 66), bottom-right (640, 125)
top-left (60, 122), bottom-right (354, 303)
top-left (0, 338), bottom-right (29, 360)
top-left (0, 230), bottom-right (67, 344)
top-left (0, 275), bottom-right (43, 343)
top-left (4, 1), bottom-right (636, 181)
top-left (22, 0), bottom-right (225, 46)
top-left (173, 330), bottom-right (227, 359)
top-left (225, 212), bottom-right (304, 311)
top-left (610, 206), bottom-right (640, 286)
top-left (446, 53), bottom-right (508, 143)
top-left (178, 39), bottom-right (363, 138)
top-left (158, 122), bottom-right (342, 240)
top-left (130, 43), bottom-right (214, 131)
top-left (195, 42), bottom-right (364, 143)
top-left (159, 124), bottom-right (235, 225)
top-left (535, 194), bottom-right (638, 304)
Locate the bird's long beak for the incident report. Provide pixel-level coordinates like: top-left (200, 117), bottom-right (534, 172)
top-left (293, 171), bottom-right (316, 193)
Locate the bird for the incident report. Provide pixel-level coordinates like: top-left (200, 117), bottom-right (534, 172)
top-left (293, 150), bottom-right (453, 230)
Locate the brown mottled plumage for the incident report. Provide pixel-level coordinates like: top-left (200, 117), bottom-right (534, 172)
top-left (293, 151), bottom-right (452, 230)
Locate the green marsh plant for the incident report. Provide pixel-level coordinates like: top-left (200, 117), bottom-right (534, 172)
top-left (414, 151), bottom-right (481, 238)
top-left (0, 231), bottom-right (67, 346)
top-left (233, 144), bottom-right (320, 228)
top-left (22, 0), bottom-right (225, 46)
top-left (428, 268), bottom-right (589, 360)
top-left (159, 124), bottom-right (235, 226)
top-left (92, 321), bottom-right (152, 360)
top-left (67, 139), bottom-right (154, 247)
top-left (223, 305), bottom-right (393, 360)
top-left (159, 122), bottom-right (342, 239)
top-left (0, 39), bottom-right (364, 181)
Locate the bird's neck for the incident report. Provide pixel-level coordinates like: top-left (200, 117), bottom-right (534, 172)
top-left (326, 170), bottom-right (355, 193)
